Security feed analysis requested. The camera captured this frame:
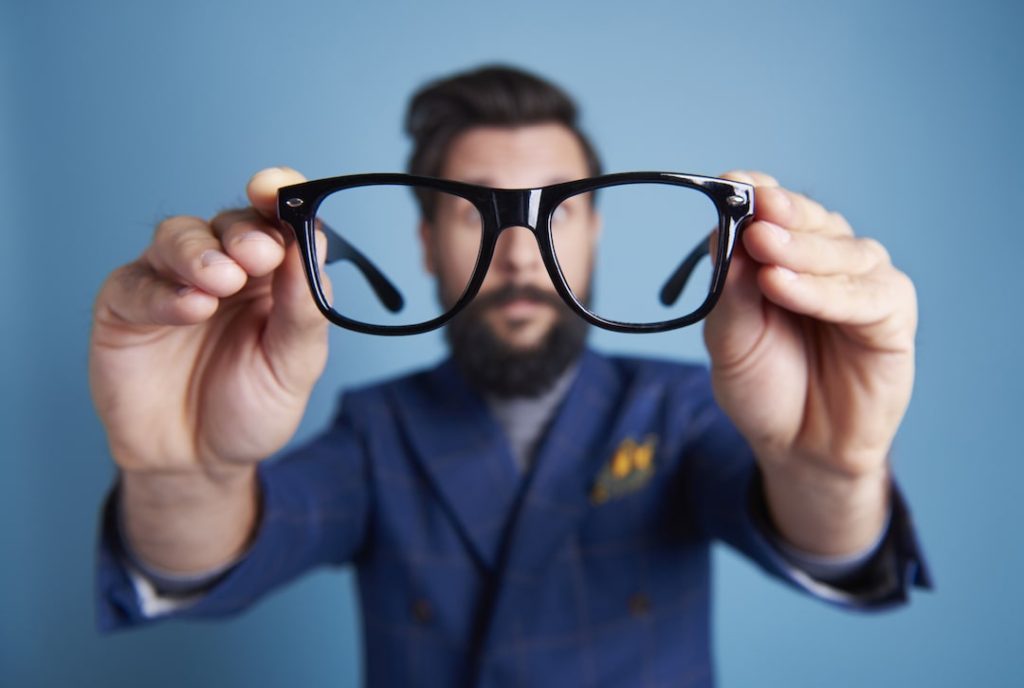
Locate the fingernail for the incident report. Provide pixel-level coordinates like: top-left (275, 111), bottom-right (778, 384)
top-left (775, 266), bottom-right (799, 281)
top-left (201, 249), bottom-right (233, 267)
top-left (237, 231), bottom-right (269, 244)
top-left (766, 222), bottom-right (791, 244)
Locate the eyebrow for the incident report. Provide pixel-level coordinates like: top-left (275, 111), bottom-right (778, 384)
top-left (456, 175), bottom-right (580, 189)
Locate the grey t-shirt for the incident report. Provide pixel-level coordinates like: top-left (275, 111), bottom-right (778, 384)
top-left (483, 361), bottom-right (580, 472)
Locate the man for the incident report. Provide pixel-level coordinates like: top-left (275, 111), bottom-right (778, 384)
top-left (91, 65), bottom-right (931, 686)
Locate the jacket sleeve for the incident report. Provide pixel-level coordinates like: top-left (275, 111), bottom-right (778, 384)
top-left (95, 395), bottom-right (372, 633)
top-left (681, 388), bottom-right (933, 611)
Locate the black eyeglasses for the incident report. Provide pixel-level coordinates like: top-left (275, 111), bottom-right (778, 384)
top-left (277, 172), bottom-right (754, 335)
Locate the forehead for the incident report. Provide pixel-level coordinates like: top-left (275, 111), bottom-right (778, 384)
top-left (440, 123), bottom-right (590, 189)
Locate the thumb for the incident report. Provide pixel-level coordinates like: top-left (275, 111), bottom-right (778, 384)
top-left (247, 166), bottom-right (308, 219)
top-left (703, 240), bottom-right (767, 369)
top-left (260, 233), bottom-right (331, 395)
top-left (703, 171), bottom-right (768, 369)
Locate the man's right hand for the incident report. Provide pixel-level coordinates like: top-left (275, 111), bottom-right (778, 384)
top-left (90, 167), bottom-right (328, 475)
top-left (90, 167), bottom-right (329, 574)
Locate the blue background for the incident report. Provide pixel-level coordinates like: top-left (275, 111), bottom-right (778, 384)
top-left (3, 0), bottom-right (1022, 686)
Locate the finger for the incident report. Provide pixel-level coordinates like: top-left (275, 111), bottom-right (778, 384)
top-left (145, 215), bottom-right (247, 298)
top-left (742, 221), bottom-right (891, 277)
top-left (247, 166), bottom-right (326, 350)
top-left (721, 169), bottom-right (845, 238)
top-left (210, 208), bottom-right (287, 278)
top-left (754, 186), bottom-right (849, 237)
top-left (95, 261), bottom-right (220, 328)
top-left (246, 166), bottom-right (308, 218)
top-left (240, 167), bottom-right (329, 391)
top-left (756, 263), bottom-right (917, 340)
top-left (260, 230), bottom-right (330, 393)
top-left (720, 170), bottom-right (779, 188)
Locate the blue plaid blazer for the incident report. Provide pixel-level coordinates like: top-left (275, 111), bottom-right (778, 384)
top-left (97, 349), bottom-right (931, 687)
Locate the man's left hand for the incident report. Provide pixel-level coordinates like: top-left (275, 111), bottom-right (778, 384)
top-left (703, 171), bottom-right (916, 556)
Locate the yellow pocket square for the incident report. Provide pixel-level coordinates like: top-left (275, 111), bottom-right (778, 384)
top-left (590, 435), bottom-right (657, 504)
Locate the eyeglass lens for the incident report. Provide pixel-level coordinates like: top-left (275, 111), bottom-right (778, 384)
top-left (313, 184), bottom-right (484, 328)
top-left (552, 182), bottom-right (718, 327)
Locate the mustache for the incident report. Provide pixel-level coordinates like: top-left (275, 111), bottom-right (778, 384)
top-left (469, 284), bottom-right (566, 311)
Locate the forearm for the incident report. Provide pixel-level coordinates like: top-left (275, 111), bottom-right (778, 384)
top-left (118, 466), bottom-right (259, 575)
top-left (759, 459), bottom-right (891, 558)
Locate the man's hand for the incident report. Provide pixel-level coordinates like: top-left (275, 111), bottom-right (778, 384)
top-left (703, 171), bottom-right (916, 557)
top-left (90, 167), bottom-right (328, 473)
top-left (89, 167), bottom-right (329, 572)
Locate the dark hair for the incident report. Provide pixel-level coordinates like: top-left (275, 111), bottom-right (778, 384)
top-left (405, 64), bottom-right (602, 220)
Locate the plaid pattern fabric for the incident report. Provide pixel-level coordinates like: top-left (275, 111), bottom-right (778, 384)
top-left (96, 349), bottom-right (932, 687)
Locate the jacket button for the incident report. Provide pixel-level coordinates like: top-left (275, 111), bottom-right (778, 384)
top-left (628, 593), bottom-right (651, 617)
top-left (412, 598), bottom-right (433, 624)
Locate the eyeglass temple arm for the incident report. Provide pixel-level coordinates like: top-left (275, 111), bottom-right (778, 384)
top-left (320, 221), bottom-right (405, 313)
top-left (659, 238), bottom-right (710, 307)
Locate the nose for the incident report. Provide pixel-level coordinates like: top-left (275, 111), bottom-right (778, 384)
top-left (492, 226), bottom-right (544, 279)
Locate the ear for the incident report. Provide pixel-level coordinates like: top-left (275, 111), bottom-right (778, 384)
top-left (419, 219), bottom-right (437, 275)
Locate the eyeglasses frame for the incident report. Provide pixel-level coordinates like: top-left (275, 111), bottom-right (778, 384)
top-left (277, 171), bottom-right (754, 335)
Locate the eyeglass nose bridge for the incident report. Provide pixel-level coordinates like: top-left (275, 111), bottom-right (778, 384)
top-left (490, 188), bottom-right (544, 234)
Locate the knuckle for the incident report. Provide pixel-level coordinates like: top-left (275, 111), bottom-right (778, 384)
top-left (229, 219), bottom-right (279, 245)
top-left (95, 265), bottom-right (129, 312)
top-left (112, 261), bottom-right (151, 296)
top-left (828, 211), bottom-right (853, 235)
top-left (212, 206), bottom-right (257, 227)
top-left (865, 237), bottom-right (889, 260)
top-left (838, 271), bottom-right (857, 294)
top-left (154, 214), bottom-right (204, 241)
top-left (750, 171), bottom-right (780, 187)
top-left (95, 262), bottom-right (151, 322)
top-left (881, 271), bottom-right (918, 335)
top-left (893, 269), bottom-right (917, 303)
top-left (154, 217), bottom-right (214, 261)
top-left (859, 237), bottom-right (890, 266)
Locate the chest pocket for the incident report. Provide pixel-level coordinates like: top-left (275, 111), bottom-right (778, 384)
top-left (578, 432), bottom-right (697, 546)
top-left (588, 434), bottom-right (658, 506)
top-left (579, 435), bottom-right (665, 544)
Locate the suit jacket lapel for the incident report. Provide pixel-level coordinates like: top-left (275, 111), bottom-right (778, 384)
top-left (388, 358), bottom-right (522, 572)
top-left (494, 348), bottom-right (625, 580)
top-left (466, 348), bottom-right (629, 671)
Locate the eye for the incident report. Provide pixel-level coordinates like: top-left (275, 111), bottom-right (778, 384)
top-left (460, 204), bottom-right (481, 226)
top-left (552, 204), bottom-right (571, 226)
top-left (438, 198), bottom-right (481, 228)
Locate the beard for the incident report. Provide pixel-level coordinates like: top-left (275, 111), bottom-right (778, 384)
top-left (444, 283), bottom-right (589, 398)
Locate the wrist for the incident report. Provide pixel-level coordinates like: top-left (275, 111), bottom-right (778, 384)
top-left (119, 465), bottom-right (259, 573)
top-left (119, 461), bottom-right (256, 497)
top-left (757, 447), bottom-right (890, 491)
top-left (758, 457), bottom-right (891, 557)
